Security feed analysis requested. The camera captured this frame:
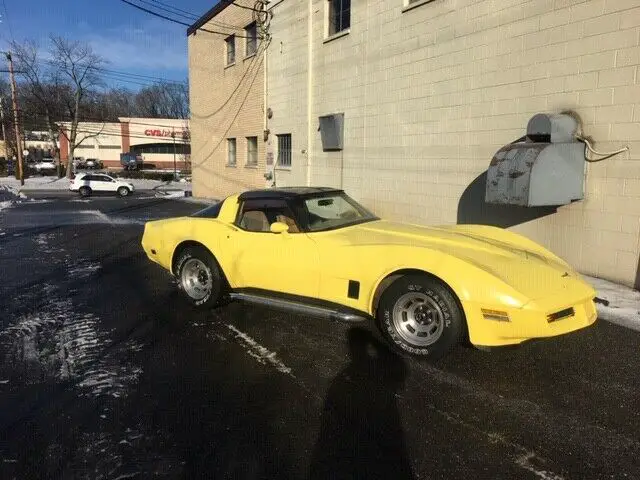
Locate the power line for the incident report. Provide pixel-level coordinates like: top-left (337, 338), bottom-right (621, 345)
top-left (191, 41), bottom-right (263, 121)
top-left (229, 1), bottom-right (263, 13)
top-left (138, 0), bottom-right (198, 21)
top-left (25, 114), bottom-right (190, 131)
top-left (23, 121), bottom-right (189, 143)
top-left (149, 0), bottom-right (248, 31)
top-left (1, 0), bottom-right (15, 42)
top-left (98, 72), bottom-right (176, 88)
top-left (38, 58), bottom-right (187, 85)
top-left (118, 0), bottom-right (258, 39)
top-left (152, 0), bottom-right (199, 18)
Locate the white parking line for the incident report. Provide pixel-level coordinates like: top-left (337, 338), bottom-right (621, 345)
top-left (225, 324), bottom-right (294, 377)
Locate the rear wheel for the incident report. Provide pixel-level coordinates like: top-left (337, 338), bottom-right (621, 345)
top-left (79, 186), bottom-right (91, 197)
top-left (377, 274), bottom-right (464, 360)
top-left (117, 186), bottom-right (130, 197)
top-left (175, 246), bottom-right (223, 308)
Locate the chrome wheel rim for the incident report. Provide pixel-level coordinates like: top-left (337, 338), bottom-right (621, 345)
top-left (119, 187), bottom-right (128, 196)
top-left (392, 292), bottom-right (445, 347)
top-left (181, 258), bottom-right (212, 300)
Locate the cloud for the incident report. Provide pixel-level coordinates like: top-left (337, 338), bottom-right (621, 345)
top-left (80, 18), bottom-right (188, 73)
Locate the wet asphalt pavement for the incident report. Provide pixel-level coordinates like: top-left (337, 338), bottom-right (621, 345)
top-left (0, 193), bottom-right (639, 480)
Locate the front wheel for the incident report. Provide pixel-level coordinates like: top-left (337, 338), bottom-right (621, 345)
top-left (377, 274), bottom-right (465, 360)
top-left (175, 247), bottom-right (223, 308)
top-left (117, 186), bottom-right (130, 197)
top-left (79, 186), bottom-right (92, 197)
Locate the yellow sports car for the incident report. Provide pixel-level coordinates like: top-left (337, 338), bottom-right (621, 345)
top-left (141, 187), bottom-right (597, 359)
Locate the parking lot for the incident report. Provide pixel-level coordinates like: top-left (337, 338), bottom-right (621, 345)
top-left (1, 193), bottom-right (639, 479)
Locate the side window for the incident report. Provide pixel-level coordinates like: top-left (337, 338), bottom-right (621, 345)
top-left (328, 0), bottom-right (350, 36)
top-left (225, 35), bottom-right (236, 65)
top-left (236, 199), bottom-right (301, 233)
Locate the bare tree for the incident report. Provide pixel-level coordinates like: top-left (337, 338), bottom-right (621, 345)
top-left (134, 81), bottom-right (189, 119)
top-left (10, 40), bottom-right (67, 175)
top-left (0, 79), bottom-right (18, 165)
top-left (49, 36), bottom-right (106, 178)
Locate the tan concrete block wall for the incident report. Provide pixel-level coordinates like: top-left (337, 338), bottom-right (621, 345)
top-left (188, 0), bottom-right (266, 200)
top-left (265, 0), bottom-right (311, 187)
top-left (268, 0), bottom-right (640, 287)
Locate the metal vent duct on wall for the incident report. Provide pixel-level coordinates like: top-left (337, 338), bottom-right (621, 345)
top-left (318, 113), bottom-right (344, 151)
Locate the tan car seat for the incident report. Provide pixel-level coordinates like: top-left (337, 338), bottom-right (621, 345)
top-left (241, 210), bottom-right (270, 232)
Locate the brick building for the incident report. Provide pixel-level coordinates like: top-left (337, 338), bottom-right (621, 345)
top-left (188, 0), bottom-right (267, 199)
top-left (188, 0), bottom-right (640, 289)
top-left (58, 118), bottom-right (190, 169)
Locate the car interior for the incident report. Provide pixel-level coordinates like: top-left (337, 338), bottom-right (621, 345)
top-left (238, 204), bottom-right (300, 233)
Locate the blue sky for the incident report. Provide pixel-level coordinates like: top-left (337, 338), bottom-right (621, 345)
top-left (1, 0), bottom-right (216, 87)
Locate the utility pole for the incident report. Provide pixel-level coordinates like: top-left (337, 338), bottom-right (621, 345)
top-left (5, 52), bottom-right (24, 186)
top-left (0, 97), bottom-right (7, 150)
top-left (172, 130), bottom-right (177, 181)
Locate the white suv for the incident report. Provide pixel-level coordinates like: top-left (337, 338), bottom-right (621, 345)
top-left (70, 173), bottom-right (135, 197)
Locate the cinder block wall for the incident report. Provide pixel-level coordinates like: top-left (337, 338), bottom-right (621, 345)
top-left (188, 0), bottom-right (266, 199)
top-left (268, 0), bottom-right (640, 287)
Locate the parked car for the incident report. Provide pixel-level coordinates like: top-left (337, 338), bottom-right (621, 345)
top-left (70, 173), bottom-right (135, 197)
top-left (140, 187), bottom-right (597, 360)
top-left (120, 152), bottom-right (143, 170)
top-left (85, 158), bottom-right (103, 169)
top-left (33, 158), bottom-right (57, 174)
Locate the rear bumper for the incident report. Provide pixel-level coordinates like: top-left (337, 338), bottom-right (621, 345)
top-left (465, 294), bottom-right (598, 347)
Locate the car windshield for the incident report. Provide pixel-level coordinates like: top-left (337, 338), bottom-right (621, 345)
top-left (301, 193), bottom-right (378, 232)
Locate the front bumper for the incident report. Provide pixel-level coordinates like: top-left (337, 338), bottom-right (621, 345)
top-left (466, 293), bottom-right (598, 347)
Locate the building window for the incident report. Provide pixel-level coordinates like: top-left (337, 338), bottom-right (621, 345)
top-left (245, 22), bottom-right (258, 56)
top-left (277, 134), bottom-right (292, 167)
top-left (328, 0), bottom-right (350, 36)
top-left (246, 136), bottom-right (258, 166)
top-left (227, 138), bottom-right (236, 166)
top-left (225, 35), bottom-right (235, 65)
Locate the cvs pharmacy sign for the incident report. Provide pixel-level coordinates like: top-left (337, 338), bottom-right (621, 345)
top-left (144, 129), bottom-right (173, 137)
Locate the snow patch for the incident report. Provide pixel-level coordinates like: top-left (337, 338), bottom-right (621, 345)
top-left (0, 298), bottom-right (143, 398)
top-left (225, 324), bottom-right (294, 376)
top-left (515, 453), bottom-right (566, 480)
top-left (35, 233), bottom-right (65, 255)
top-left (67, 261), bottom-right (102, 279)
top-left (583, 275), bottom-right (640, 331)
top-left (155, 190), bottom-right (185, 199)
top-left (0, 175), bottom-right (191, 192)
top-left (0, 200), bottom-right (13, 212)
top-left (425, 404), bottom-right (566, 480)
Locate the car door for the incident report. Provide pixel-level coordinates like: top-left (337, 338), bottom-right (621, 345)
top-left (224, 198), bottom-right (320, 299)
top-left (92, 175), bottom-right (115, 192)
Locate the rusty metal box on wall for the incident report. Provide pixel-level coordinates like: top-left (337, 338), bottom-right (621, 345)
top-left (485, 113), bottom-right (585, 207)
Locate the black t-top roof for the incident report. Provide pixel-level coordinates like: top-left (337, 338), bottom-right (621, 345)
top-left (238, 187), bottom-right (343, 200)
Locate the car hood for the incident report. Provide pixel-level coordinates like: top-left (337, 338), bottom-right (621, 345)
top-left (338, 220), bottom-right (589, 302)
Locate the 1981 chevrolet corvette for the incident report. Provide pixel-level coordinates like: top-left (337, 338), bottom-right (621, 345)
top-left (141, 187), bottom-right (597, 359)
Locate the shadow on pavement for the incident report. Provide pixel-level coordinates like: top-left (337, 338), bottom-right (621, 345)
top-left (309, 327), bottom-right (415, 480)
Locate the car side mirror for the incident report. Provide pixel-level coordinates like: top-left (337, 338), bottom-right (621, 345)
top-left (270, 222), bottom-right (289, 234)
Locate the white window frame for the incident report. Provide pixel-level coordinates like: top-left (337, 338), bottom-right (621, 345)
top-left (245, 22), bottom-right (258, 57)
top-left (402, 0), bottom-right (438, 13)
top-left (326, 0), bottom-right (351, 38)
top-left (225, 35), bottom-right (236, 66)
top-left (227, 138), bottom-right (237, 166)
top-left (246, 136), bottom-right (258, 166)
